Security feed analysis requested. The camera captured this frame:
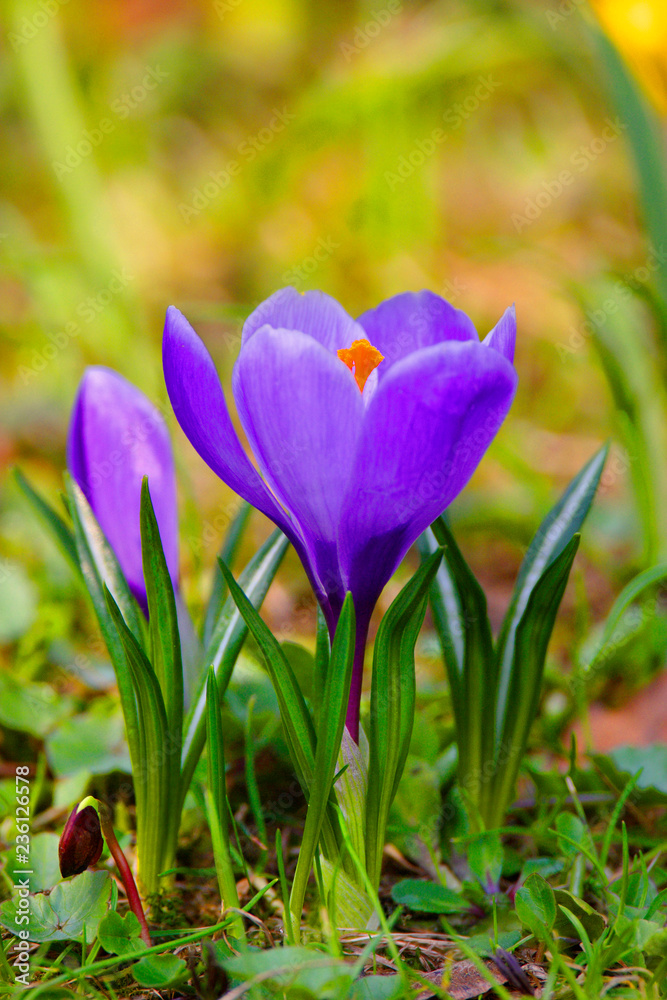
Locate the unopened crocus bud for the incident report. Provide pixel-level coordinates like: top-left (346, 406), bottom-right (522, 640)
top-left (59, 799), bottom-right (103, 878)
top-left (67, 366), bottom-right (178, 611)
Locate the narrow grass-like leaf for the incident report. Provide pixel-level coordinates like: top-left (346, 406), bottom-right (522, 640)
top-left (430, 518), bottom-right (495, 822)
top-left (495, 446), bottom-right (607, 740)
top-left (313, 606), bottom-right (330, 726)
top-left (140, 478), bottom-right (183, 857)
top-left (104, 587), bottom-right (170, 894)
top-left (490, 536), bottom-right (580, 829)
top-left (203, 501), bottom-right (252, 646)
top-left (366, 551), bottom-right (442, 891)
top-left (205, 668), bottom-right (243, 939)
top-left (586, 562), bottom-right (667, 673)
top-left (14, 468), bottom-right (80, 574)
top-left (289, 593), bottom-right (355, 924)
top-left (66, 475), bottom-right (146, 644)
top-left (217, 557), bottom-right (341, 863)
top-left (180, 530), bottom-right (288, 808)
top-left (244, 696), bottom-right (268, 870)
top-left (592, 24), bottom-right (667, 320)
top-left (418, 525), bottom-right (464, 709)
top-left (64, 475), bottom-right (143, 789)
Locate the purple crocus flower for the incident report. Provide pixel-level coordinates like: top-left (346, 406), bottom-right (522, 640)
top-left (67, 366), bottom-right (179, 612)
top-left (163, 288), bottom-right (517, 740)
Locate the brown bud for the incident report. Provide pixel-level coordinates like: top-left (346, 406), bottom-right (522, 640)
top-left (58, 803), bottom-right (103, 878)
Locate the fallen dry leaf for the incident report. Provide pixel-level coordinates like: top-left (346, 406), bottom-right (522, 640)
top-left (414, 959), bottom-right (508, 999)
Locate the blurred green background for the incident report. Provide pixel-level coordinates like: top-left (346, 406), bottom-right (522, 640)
top-left (2, 0), bottom-right (666, 706)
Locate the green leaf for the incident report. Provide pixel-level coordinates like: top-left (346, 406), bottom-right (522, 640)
top-left (515, 872), bottom-right (556, 940)
top-left (365, 551), bottom-right (442, 891)
top-left (289, 593), bottom-right (356, 923)
top-left (132, 953), bottom-right (187, 988)
top-left (203, 501), bottom-right (252, 646)
top-left (390, 879), bottom-right (467, 914)
top-left (140, 478), bottom-right (183, 855)
top-left (45, 704), bottom-right (132, 777)
top-left (426, 519), bottom-right (495, 820)
top-left (352, 975), bottom-right (405, 999)
top-left (489, 535), bottom-right (580, 829)
top-left (222, 946), bottom-right (352, 995)
top-left (66, 475), bottom-right (145, 644)
top-left (0, 671), bottom-right (74, 738)
top-left (556, 813), bottom-right (594, 859)
top-left (14, 468), bottom-right (79, 575)
top-left (65, 476), bottom-right (144, 783)
top-left (97, 910), bottom-right (144, 956)
top-left (466, 831), bottom-right (504, 892)
top-left (104, 587), bottom-right (171, 894)
top-left (553, 890), bottom-right (605, 942)
top-left (4, 833), bottom-right (61, 894)
top-left (495, 446), bottom-right (607, 739)
top-left (0, 870), bottom-right (115, 942)
top-left (180, 529), bottom-right (289, 808)
top-left (607, 745), bottom-right (667, 796)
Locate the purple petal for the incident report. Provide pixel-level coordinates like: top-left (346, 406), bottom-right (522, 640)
top-left (164, 307), bottom-right (295, 533)
top-left (67, 366), bottom-right (178, 606)
top-left (242, 287), bottom-right (365, 354)
top-left (233, 325), bottom-right (364, 607)
top-left (356, 291), bottom-right (478, 374)
top-left (339, 340), bottom-right (518, 609)
top-left (483, 304), bottom-right (516, 363)
top-left (163, 307), bottom-right (334, 609)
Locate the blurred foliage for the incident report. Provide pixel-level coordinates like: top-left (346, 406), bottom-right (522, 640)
top-left (2, 0), bottom-right (667, 762)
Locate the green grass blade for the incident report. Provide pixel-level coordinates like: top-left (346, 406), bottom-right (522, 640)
top-left (179, 529), bottom-right (289, 807)
top-left (495, 446), bottom-right (607, 741)
top-left (204, 668), bottom-right (244, 939)
top-left (289, 593), bottom-right (355, 925)
top-left (203, 501), bottom-right (252, 647)
top-left (490, 536), bottom-right (580, 829)
top-left (365, 551), bottom-right (442, 891)
top-left (14, 468), bottom-right (80, 574)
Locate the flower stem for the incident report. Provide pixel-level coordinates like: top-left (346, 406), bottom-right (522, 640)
top-left (344, 619), bottom-right (369, 743)
top-left (99, 812), bottom-right (152, 946)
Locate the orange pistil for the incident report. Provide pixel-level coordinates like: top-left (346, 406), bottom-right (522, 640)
top-left (337, 338), bottom-right (384, 391)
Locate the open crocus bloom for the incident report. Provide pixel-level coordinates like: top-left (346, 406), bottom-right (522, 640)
top-left (67, 366), bottom-right (179, 612)
top-left (163, 288), bottom-right (517, 739)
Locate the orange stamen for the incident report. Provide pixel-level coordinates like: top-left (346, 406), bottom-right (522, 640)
top-left (337, 338), bottom-right (384, 392)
